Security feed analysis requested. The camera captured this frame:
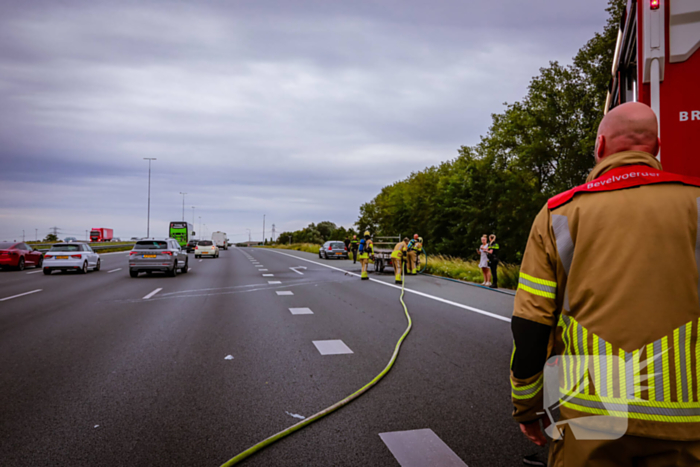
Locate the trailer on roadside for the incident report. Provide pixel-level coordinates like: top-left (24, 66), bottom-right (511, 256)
top-left (370, 235), bottom-right (428, 274)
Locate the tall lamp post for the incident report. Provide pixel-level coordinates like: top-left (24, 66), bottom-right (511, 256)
top-left (179, 192), bottom-right (187, 221)
top-left (199, 216), bottom-right (202, 240)
top-left (144, 158), bottom-right (157, 237)
top-left (191, 206), bottom-right (195, 227)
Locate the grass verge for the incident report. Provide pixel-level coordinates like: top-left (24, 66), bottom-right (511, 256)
top-left (424, 254), bottom-right (520, 290)
top-left (257, 243), bottom-right (322, 254)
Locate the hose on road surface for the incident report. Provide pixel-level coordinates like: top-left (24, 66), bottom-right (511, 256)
top-left (219, 265), bottom-right (413, 466)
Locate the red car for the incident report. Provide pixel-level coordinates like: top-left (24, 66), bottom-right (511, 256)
top-left (0, 242), bottom-right (44, 271)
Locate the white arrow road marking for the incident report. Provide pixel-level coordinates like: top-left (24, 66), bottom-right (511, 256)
top-left (290, 266), bottom-right (307, 275)
top-left (0, 289), bottom-right (42, 302)
top-left (107, 268), bottom-right (122, 273)
top-left (143, 288), bottom-right (162, 300)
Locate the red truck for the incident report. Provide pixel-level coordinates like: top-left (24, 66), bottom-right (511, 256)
top-left (607, 0), bottom-right (700, 176)
top-left (90, 228), bottom-right (113, 242)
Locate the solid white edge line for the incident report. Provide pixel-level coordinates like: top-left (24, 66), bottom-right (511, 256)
top-left (107, 268), bottom-right (122, 273)
top-left (0, 289), bottom-right (43, 302)
top-left (143, 288), bottom-right (163, 300)
top-left (270, 250), bottom-right (511, 323)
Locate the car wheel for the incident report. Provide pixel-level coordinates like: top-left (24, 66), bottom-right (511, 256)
top-left (170, 263), bottom-right (178, 277)
top-left (319, 252), bottom-right (322, 258)
top-left (80, 261), bottom-right (88, 274)
top-left (37, 256), bottom-right (43, 268)
top-left (43, 268), bottom-right (51, 275)
top-left (17, 257), bottom-right (25, 271)
top-left (94, 259), bottom-right (101, 271)
top-left (181, 259), bottom-right (188, 273)
top-left (129, 270), bottom-right (139, 278)
top-left (195, 255), bottom-right (200, 259)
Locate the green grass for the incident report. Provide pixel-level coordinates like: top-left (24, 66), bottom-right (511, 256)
top-left (258, 243), bottom-right (322, 254)
top-left (424, 254), bottom-right (520, 290)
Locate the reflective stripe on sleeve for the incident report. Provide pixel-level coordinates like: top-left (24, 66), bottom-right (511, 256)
top-left (512, 374), bottom-right (544, 400)
top-left (518, 273), bottom-right (557, 299)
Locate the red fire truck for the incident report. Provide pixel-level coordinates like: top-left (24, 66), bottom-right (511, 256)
top-left (607, 0), bottom-right (700, 177)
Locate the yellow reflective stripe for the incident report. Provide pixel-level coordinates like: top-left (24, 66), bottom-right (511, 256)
top-left (519, 272), bottom-right (557, 287)
top-left (675, 327), bottom-right (682, 402)
top-left (572, 321), bottom-right (582, 392)
top-left (511, 374), bottom-right (544, 400)
top-left (619, 349), bottom-right (627, 399)
top-left (560, 390), bottom-right (700, 407)
top-left (582, 326), bottom-right (590, 395)
top-left (593, 334), bottom-right (602, 396)
top-left (696, 318), bottom-right (700, 402)
top-left (633, 349), bottom-right (641, 400)
top-left (560, 401), bottom-right (700, 422)
top-left (510, 341), bottom-right (516, 369)
top-left (685, 322), bottom-right (692, 402)
top-left (606, 342), bottom-right (614, 398)
top-left (517, 283), bottom-right (556, 299)
top-left (662, 336), bottom-right (671, 402)
top-left (647, 342), bottom-right (656, 401)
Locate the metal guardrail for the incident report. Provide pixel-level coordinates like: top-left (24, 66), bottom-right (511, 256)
top-left (31, 243), bottom-right (135, 253)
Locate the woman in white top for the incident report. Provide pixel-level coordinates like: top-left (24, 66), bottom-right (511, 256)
top-left (477, 234), bottom-right (491, 286)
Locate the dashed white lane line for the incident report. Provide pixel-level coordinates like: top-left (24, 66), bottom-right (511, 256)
top-left (313, 340), bottom-right (353, 355)
top-left (107, 268), bottom-right (122, 273)
top-left (0, 289), bottom-right (42, 302)
top-left (199, 260), bottom-right (203, 262)
top-left (289, 267), bottom-right (306, 275)
top-left (262, 274), bottom-right (274, 277)
top-left (270, 250), bottom-right (511, 323)
top-left (26, 270), bottom-right (43, 274)
top-left (259, 269), bottom-right (269, 271)
top-left (188, 268), bottom-right (192, 272)
top-left (379, 428), bottom-right (468, 467)
top-left (143, 288), bottom-right (163, 300)
top-left (268, 281), bottom-right (282, 285)
top-left (276, 291), bottom-right (294, 296)
top-left (289, 307), bottom-right (313, 315)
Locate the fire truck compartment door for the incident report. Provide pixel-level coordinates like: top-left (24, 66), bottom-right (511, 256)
top-left (670, 0), bottom-right (700, 63)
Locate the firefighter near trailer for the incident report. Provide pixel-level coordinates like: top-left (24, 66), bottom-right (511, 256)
top-left (357, 231), bottom-right (374, 280)
top-left (406, 234), bottom-right (423, 275)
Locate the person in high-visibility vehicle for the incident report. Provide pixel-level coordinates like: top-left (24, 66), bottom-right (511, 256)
top-left (357, 231), bottom-right (373, 280)
top-left (391, 238), bottom-right (409, 284)
top-left (407, 234), bottom-right (423, 275)
top-left (511, 102), bottom-right (700, 465)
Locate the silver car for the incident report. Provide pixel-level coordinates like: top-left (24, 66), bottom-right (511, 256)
top-left (128, 238), bottom-right (188, 277)
top-left (319, 240), bottom-right (348, 260)
top-left (44, 242), bottom-right (100, 274)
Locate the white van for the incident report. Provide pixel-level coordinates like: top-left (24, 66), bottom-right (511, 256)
top-left (211, 231), bottom-right (228, 250)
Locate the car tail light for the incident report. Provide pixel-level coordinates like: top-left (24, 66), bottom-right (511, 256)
top-left (70, 254), bottom-right (82, 259)
top-left (45, 254), bottom-right (53, 258)
top-left (328, 246), bottom-right (333, 251)
top-left (162, 251), bottom-right (173, 256)
top-left (344, 247), bottom-right (347, 251)
top-left (129, 251), bottom-right (139, 256)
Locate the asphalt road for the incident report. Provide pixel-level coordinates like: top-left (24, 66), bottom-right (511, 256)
top-left (0, 247), bottom-right (545, 466)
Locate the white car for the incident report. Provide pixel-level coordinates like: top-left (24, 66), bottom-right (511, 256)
top-left (43, 243), bottom-right (101, 274)
top-left (195, 240), bottom-right (219, 258)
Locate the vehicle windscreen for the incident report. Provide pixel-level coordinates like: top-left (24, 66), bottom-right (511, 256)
top-left (0, 242), bottom-right (16, 249)
top-left (331, 242), bottom-right (345, 249)
top-left (199, 240), bottom-right (213, 246)
top-left (134, 241), bottom-right (168, 250)
top-left (50, 244), bottom-right (82, 252)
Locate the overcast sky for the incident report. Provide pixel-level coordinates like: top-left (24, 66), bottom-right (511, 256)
top-left (0, 0), bottom-right (611, 242)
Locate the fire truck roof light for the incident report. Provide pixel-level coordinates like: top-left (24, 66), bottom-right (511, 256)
top-left (650, 0), bottom-right (660, 10)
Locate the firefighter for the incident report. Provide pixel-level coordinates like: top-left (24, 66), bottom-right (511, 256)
top-left (391, 238), bottom-right (409, 284)
top-left (357, 231), bottom-right (373, 280)
top-left (350, 235), bottom-right (360, 264)
top-left (407, 234), bottom-right (423, 275)
top-left (511, 102), bottom-right (700, 465)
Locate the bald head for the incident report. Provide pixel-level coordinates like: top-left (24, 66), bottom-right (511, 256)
top-left (595, 102), bottom-right (660, 163)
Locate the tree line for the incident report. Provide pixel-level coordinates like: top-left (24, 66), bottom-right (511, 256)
top-left (355, 0), bottom-right (624, 264)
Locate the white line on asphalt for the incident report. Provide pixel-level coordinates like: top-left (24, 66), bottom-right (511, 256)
top-left (107, 268), bottom-right (122, 273)
top-left (262, 274), bottom-right (274, 277)
top-left (276, 291), bottom-right (294, 296)
top-left (289, 266), bottom-right (306, 275)
top-left (259, 269), bottom-right (268, 271)
top-left (270, 250), bottom-right (511, 323)
top-left (143, 288), bottom-right (163, 300)
top-left (313, 339), bottom-right (353, 355)
top-left (379, 428), bottom-right (468, 467)
top-left (289, 307), bottom-right (313, 315)
top-left (188, 268), bottom-right (192, 271)
top-left (0, 289), bottom-right (42, 302)
top-left (268, 281), bottom-right (282, 285)
top-left (199, 260), bottom-right (202, 262)
top-left (285, 411), bottom-right (305, 419)
top-left (26, 270), bottom-right (43, 274)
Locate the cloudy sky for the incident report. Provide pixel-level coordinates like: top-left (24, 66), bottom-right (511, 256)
top-left (0, 0), bottom-right (610, 242)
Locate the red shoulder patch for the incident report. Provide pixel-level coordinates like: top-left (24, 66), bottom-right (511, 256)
top-left (548, 165), bottom-right (700, 210)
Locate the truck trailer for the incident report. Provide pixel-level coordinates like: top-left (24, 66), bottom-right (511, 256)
top-left (89, 228), bottom-right (113, 242)
top-left (607, 0), bottom-right (700, 177)
top-left (212, 231), bottom-right (228, 250)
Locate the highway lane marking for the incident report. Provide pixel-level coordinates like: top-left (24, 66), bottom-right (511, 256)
top-left (26, 270), bottom-right (43, 274)
top-left (379, 428), bottom-right (468, 467)
top-left (289, 307), bottom-right (313, 315)
top-left (199, 259), bottom-right (203, 262)
top-left (313, 339), bottom-right (353, 355)
top-left (0, 289), bottom-right (42, 302)
top-left (262, 274), bottom-right (274, 277)
top-left (271, 250), bottom-right (511, 323)
top-left (290, 266), bottom-right (307, 275)
top-left (143, 288), bottom-right (163, 300)
top-left (259, 269), bottom-right (269, 271)
top-left (107, 268), bottom-right (122, 273)
top-left (268, 281), bottom-right (282, 285)
top-left (277, 291), bottom-right (294, 296)
top-left (188, 268), bottom-right (192, 272)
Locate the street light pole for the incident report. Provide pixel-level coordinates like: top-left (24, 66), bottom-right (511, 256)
top-left (246, 229), bottom-right (251, 243)
top-left (191, 206), bottom-right (195, 227)
top-left (144, 158), bottom-right (157, 238)
top-left (262, 215), bottom-right (266, 244)
top-left (179, 192), bottom-right (187, 221)
top-left (199, 216), bottom-right (202, 240)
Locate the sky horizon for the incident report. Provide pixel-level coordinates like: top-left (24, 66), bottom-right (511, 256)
top-left (1, 0), bottom-right (611, 243)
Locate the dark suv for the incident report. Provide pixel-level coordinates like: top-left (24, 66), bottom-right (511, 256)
top-left (186, 240), bottom-right (199, 253)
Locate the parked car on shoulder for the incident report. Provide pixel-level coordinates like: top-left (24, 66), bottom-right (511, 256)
top-left (195, 240), bottom-right (219, 258)
top-left (43, 243), bottom-right (100, 274)
top-left (128, 238), bottom-right (188, 277)
top-left (319, 241), bottom-right (348, 260)
top-left (0, 242), bottom-right (44, 271)
top-left (111, 237), bottom-right (122, 242)
top-left (186, 239), bottom-right (199, 253)
top-left (64, 237), bottom-right (77, 243)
